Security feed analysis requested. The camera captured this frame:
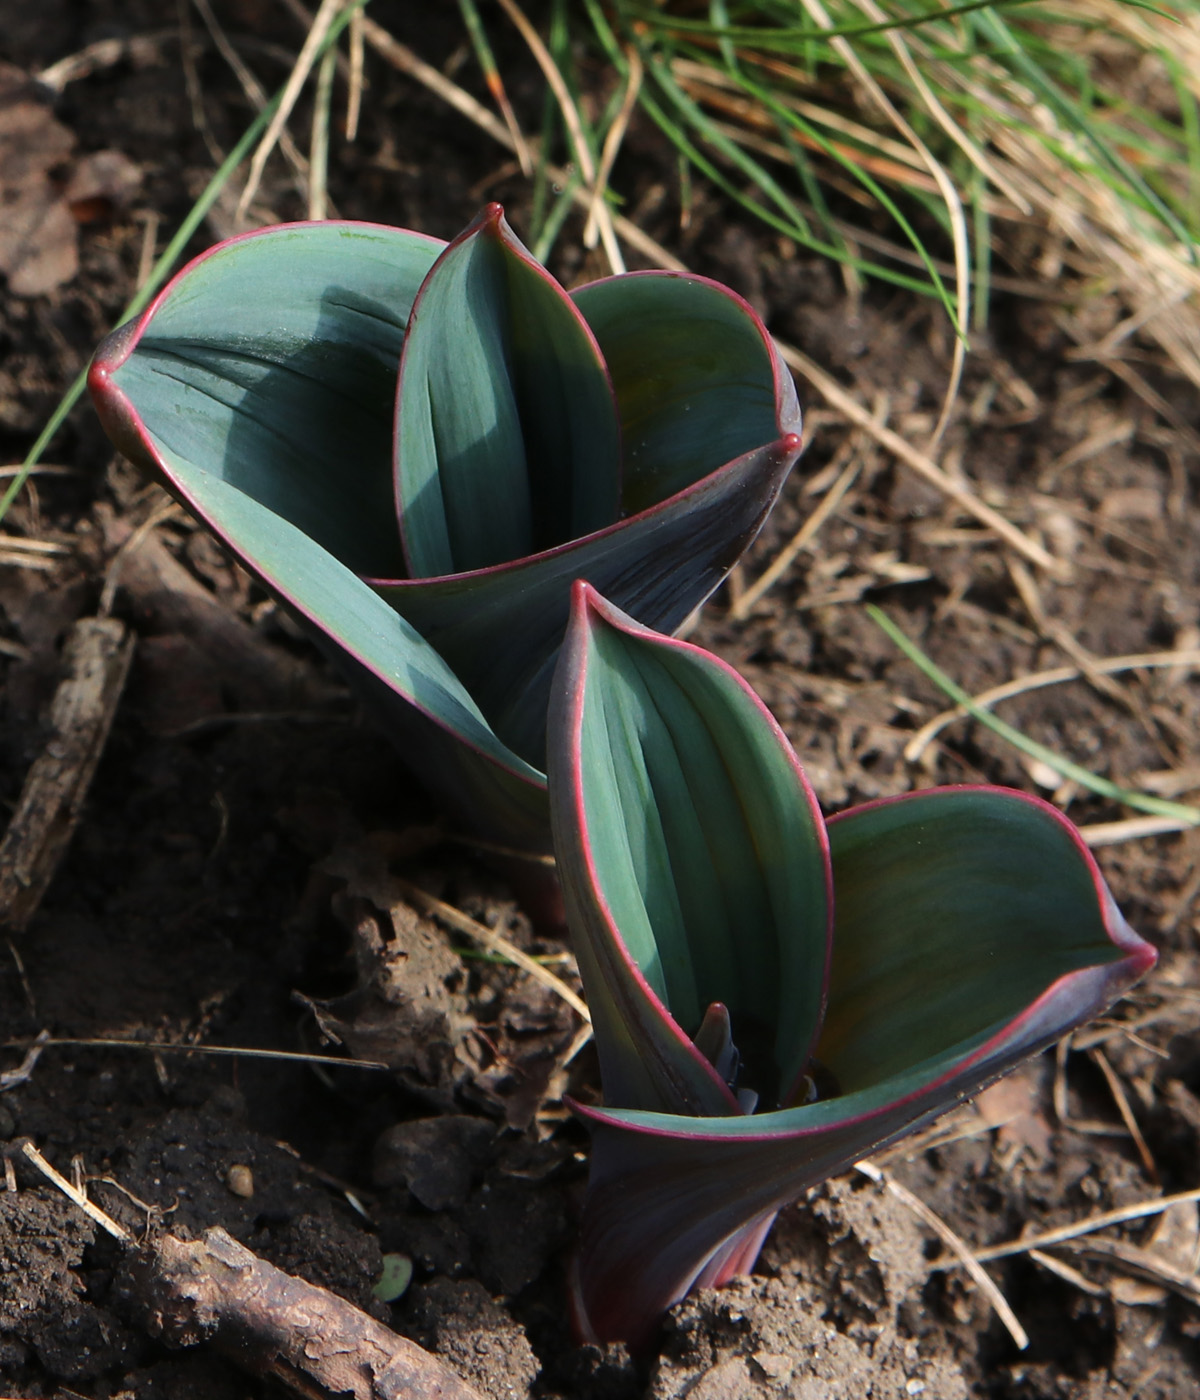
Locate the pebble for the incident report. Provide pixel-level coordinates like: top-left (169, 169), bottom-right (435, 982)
top-left (225, 1163), bottom-right (254, 1198)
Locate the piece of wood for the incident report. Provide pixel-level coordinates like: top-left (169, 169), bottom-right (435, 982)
top-left (127, 1226), bottom-right (485, 1400)
top-left (0, 616), bottom-right (134, 932)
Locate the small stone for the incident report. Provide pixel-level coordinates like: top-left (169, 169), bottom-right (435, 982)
top-left (752, 1350), bottom-right (793, 1381)
top-left (225, 1163), bottom-right (254, 1198)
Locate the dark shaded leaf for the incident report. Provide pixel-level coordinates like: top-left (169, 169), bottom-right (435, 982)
top-left (572, 270), bottom-right (801, 513)
top-left (375, 436), bottom-right (802, 767)
top-left (92, 220), bottom-right (442, 577)
top-left (395, 204), bottom-right (621, 575)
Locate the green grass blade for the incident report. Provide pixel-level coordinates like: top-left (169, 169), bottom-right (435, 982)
top-left (867, 604), bottom-right (1200, 827)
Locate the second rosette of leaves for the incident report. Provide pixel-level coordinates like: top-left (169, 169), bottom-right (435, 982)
top-left (89, 206), bottom-right (802, 851)
top-left (548, 582), bottom-right (1156, 1350)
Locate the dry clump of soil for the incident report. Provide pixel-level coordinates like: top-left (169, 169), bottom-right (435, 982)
top-left (1, 2), bottom-right (1200, 1398)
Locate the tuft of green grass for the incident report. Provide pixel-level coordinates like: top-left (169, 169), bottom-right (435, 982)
top-left (454, 0), bottom-right (1200, 359)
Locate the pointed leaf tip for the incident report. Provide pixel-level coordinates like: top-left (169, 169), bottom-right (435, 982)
top-left (549, 587), bottom-right (832, 1117)
top-left (395, 206), bottom-right (621, 577)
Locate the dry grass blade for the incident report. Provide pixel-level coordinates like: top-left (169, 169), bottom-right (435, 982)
top-left (797, 0), bottom-right (968, 450)
top-left (1090, 1045), bottom-right (1157, 1182)
top-left (308, 43), bottom-right (336, 219)
top-left (396, 879), bottom-right (590, 1022)
top-left (191, 0), bottom-right (311, 187)
top-left (3, 1035), bottom-right (389, 1070)
top-left (98, 501), bottom-right (183, 618)
top-left (22, 1143), bottom-right (132, 1243)
top-left (730, 440), bottom-right (865, 620)
top-left (1027, 1247), bottom-right (1109, 1298)
top-left (856, 1159), bottom-right (1028, 1349)
top-left (1079, 815), bottom-right (1200, 848)
top-left (905, 648), bottom-right (1200, 763)
top-left (584, 46), bottom-right (643, 251)
top-left (972, 1186), bottom-right (1200, 1264)
top-left (493, 0), bottom-right (624, 273)
top-left (236, 0), bottom-right (343, 222)
top-left (457, 0), bottom-right (534, 177)
top-left (1058, 1236), bottom-right (1200, 1306)
top-left (279, 8), bottom-right (1070, 576)
top-left (345, 2), bottom-right (364, 140)
top-left (777, 342), bottom-right (1060, 572)
top-left (494, 0), bottom-right (594, 184)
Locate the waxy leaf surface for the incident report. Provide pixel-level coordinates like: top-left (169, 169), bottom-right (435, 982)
top-left (572, 271), bottom-right (797, 514)
top-left (89, 211), bottom-right (805, 851)
top-left (375, 437), bottom-right (799, 767)
top-left (88, 222), bottom-right (548, 845)
top-left (548, 588), bottom-right (1157, 1349)
top-left (548, 583), bottom-right (830, 1115)
top-left (395, 205), bottom-right (621, 575)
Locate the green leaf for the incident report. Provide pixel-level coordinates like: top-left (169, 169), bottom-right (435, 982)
top-left (376, 435), bottom-right (802, 767)
top-left (395, 204), bottom-right (621, 576)
top-left (572, 271), bottom-right (801, 513)
top-left (819, 788), bottom-right (1140, 1091)
top-left (547, 583), bottom-right (831, 1115)
top-left (92, 221), bottom-right (442, 578)
top-left (564, 785), bottom-right (1155, 1348)
top-left (88, 224), bottom-right (550, 848)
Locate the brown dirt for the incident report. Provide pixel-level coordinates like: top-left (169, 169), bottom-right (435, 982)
top-left (2, 3), bottom-right (1199, 1397)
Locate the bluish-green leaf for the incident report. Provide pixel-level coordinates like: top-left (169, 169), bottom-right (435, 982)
top-left (564, 786), bottom-right (1155, 1348)
top-left (818, 788), bottom-right (1139, 1092)
top-left (395, 204), bottom-right (621, 576)
top-left (572, 271), bottom-right (801, 514)
top-left (88, 224), bottom-right (549, 848)
top-left (547, 583), bottom-right (831, 1116)
top-left (92, 221), bottom-right (442, 578)
top-left (375, 435), bottom-right (802, 767)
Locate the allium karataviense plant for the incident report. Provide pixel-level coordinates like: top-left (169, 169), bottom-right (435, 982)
top-left (548, 582), bottom-right (1157, 1350)
top-left (88, 206), bottom-right (802, 853)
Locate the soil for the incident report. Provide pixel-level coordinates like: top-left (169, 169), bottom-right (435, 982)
top-left (2, 2), bottom-right (1200, 1397)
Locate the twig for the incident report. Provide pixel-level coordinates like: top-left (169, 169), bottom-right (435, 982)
top-left (856, 1159), bottom-right (1028, 1349)
top-left (396, 880), bottom-right (590, 1022)
top-left (22, 1145), bottom-right (485, 1400)
top-left (0, 618), bottom-right (135, 933)
top-left (972, 1186), bottom-right (1200, 1263)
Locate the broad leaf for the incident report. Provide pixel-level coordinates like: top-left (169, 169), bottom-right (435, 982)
top-left (395, 204), bottom-right (621, 576)
top-left (544, 598), bottom-right (1157, 1348)
top-left (374, 436), bottom-right (801, 767)
top-left (88, 223), bottom-right (548, 845)
top-left (548, 583), bottom-right (831, 1116)
top-left (572, 271), bottom-right (801, 514)
top-left (92, 221), bottom-right (442, 578)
